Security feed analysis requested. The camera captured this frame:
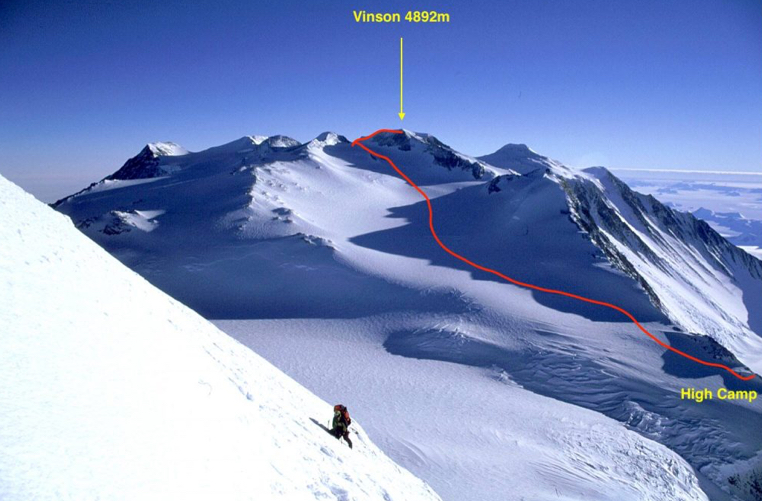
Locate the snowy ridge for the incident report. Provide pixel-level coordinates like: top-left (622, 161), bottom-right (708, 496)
top-left (0, 174), bottom-right (440, 501)
top-left (369, 129), bottom-right (505, 181)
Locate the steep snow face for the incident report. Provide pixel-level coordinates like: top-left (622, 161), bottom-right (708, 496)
top-left (0, 175), bottom-right (441, 501)
top-left (563, 167), bottom-right (762, 374)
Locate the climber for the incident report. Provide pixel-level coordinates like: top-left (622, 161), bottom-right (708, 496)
top-left (330, 404), bottom-right (353, 449)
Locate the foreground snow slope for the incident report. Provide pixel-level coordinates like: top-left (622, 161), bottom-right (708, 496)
top-left (0, 174), bottom-right (440, 501)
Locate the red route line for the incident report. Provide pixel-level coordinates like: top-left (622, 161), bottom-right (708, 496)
top-left (352, 128), bottom-right (757, 382)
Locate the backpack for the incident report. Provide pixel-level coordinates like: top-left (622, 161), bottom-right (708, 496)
top-left (334, 404), bottom-right (351, 426)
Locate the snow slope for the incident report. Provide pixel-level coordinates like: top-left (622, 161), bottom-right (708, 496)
top-left (51, 130), bottom-right (762, 500)
top-left (218, 317), bottom-right (711, 501)
top-left (0, 174), bottom-right (440, 501)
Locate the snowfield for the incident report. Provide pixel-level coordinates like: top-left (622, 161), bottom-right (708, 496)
top-left (0, 174), bottom-right (441, 501)
top-left (217, 317), bottom-right (712, 501)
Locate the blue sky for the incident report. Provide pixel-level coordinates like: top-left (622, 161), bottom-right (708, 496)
top-left (1, 0), bottom-right (760, 201)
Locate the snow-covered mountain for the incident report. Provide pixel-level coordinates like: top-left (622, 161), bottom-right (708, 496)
top-left (484, 162), bottom-right (762, 375)
top-left (51, 130), bottom-right (762, 500)
top-left (53, 130), bottom-right (762, 374)
top-left (0, 174), bottom-right (440, 501)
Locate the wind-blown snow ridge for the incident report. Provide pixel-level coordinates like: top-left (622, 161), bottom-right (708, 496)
top-left (353, 129), bottom-right (757, 382)
top-left (0, 174), bottom-right (441, 501)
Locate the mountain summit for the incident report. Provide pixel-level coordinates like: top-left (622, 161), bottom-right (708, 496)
top-left (478, 142), bottom-right (569, 175)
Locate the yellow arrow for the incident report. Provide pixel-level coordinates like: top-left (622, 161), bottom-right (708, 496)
top-left (398, 37), bottom-right (405, 120)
